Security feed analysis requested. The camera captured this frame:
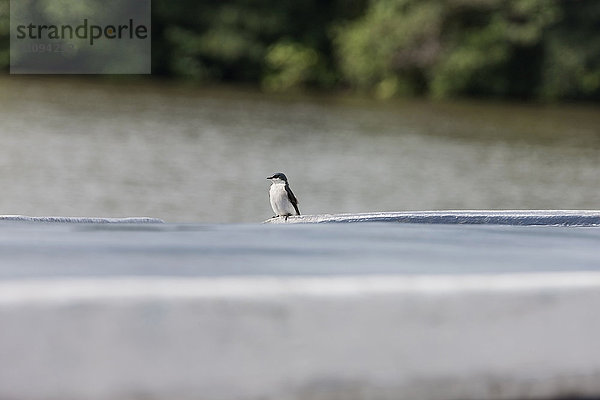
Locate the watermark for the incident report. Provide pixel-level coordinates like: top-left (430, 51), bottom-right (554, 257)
top-left (10, 0), bottom-right (151, 74)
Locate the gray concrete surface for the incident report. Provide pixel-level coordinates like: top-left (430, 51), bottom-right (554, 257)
top-left (1, 275), bottom-right (600, 400)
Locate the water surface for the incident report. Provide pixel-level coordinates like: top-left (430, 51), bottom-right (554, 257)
top-left (0, 77), bottom-right (598, 223)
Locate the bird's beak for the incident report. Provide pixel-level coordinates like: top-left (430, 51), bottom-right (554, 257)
top-left (266, 176), bottom-right (274, 180)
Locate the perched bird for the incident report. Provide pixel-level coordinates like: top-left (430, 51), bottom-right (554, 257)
top-left (267, 172), bottom-right (300, 220)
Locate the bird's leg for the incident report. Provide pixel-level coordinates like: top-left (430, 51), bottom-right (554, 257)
top-left (284, 215), bottom-right (289, 221)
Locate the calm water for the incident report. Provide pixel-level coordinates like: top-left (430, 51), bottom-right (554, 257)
top-left (0, 77), bottom-right (599, 223)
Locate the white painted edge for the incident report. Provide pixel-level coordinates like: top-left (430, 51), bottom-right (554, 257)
top-left (265, 210), bottom-right (600, 225)
top-left (2, 272), bottom-right (600, 303)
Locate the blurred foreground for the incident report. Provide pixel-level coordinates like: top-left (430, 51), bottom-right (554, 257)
top-left (1, 221), bottom-right (600, 277)
top-left (1, 221), bottom-right (600, 399)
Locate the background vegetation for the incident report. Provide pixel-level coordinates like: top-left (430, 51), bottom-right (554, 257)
top-left (1, 0), bottom-right (599, 101)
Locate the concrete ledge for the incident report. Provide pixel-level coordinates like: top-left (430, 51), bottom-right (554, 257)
top-left (0, 215), bottom-right (164, 223)
top-left (2, 274), bottom-right (600, 400)
top-left (265, 210), bottom-right (600, 226)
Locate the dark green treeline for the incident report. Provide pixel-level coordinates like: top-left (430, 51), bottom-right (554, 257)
top-left (1, 0), bottom-right (599, 101)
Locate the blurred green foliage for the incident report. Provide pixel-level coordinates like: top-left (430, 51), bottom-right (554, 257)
top-left (1, 0), bottom-right (599, 101)
top-left (151, 0), bottom-right (364, 87)
top-left (336, 0), bottom-right (600, 100)
top-left (263, 41), bottom-right (327, 91)
top-left (0, 0), bottom-right (8, 68)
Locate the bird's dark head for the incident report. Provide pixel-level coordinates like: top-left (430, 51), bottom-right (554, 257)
top-left (267, 172), bottom-right (288, 182)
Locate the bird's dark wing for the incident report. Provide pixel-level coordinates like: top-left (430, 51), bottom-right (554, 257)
top-left (285, 184), bottom-right (300, 215)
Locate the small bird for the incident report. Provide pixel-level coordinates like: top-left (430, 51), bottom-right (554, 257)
top-left (267, 172), bottom-right (300, 220)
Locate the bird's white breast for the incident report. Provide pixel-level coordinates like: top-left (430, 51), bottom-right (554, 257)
top-left (269, 183), bottom-right (297, 216)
